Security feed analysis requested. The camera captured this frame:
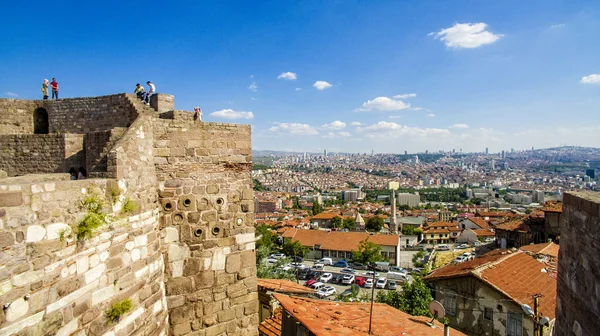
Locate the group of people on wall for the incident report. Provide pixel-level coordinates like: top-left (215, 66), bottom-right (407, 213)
top-left (41, 78), bottom-right (59, 100)
top-left (134, 81), bottom-right (155, 105)
top-left (69, 167), bottom-right (87, 180)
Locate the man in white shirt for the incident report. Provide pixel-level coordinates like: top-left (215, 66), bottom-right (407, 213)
top-left (145, 81), bottom-right (156, 105)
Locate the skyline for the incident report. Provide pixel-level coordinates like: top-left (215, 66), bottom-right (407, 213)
top-left (2, 0), bottom-right (600, 153)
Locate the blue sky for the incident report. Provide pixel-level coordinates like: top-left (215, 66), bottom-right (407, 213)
top-left (2, 0), bottom-right (599, 153)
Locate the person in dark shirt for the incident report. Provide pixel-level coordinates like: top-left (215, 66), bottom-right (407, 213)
top-left (50, 78), bottom-right (59, 100)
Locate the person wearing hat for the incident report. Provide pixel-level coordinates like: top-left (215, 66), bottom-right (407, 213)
top-left (134, 83), bottom-right (145, 101)
top-left (41, 79), bottom-right (49, 100)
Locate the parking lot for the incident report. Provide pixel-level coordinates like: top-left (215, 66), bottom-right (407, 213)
top-left (281, 260), bottom-right (416, 301)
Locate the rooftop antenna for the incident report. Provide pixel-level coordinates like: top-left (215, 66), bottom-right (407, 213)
top-left (427, 300), bottom-right (446, 326)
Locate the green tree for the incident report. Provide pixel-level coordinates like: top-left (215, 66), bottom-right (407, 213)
top-left (376, 277), bottom-right (433, 317)
top-left (351, 238), bottom-right (384, 264)
top-left (331, 216), bottom-right (343, 229)
top-left (365, 216), bottom-right (384, 232)
top-left (255, 224), bottom-right (275, 251)
top-left (282, 240), bottom-right (309, 258)
top-left (292, 196), bottom-right (300, 210)
top-left (312, 200), bottom-right (322, 215)
top-left (343, 217), bottom-right (356, 230)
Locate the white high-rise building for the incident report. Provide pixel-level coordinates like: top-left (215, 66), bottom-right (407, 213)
top-left (414, 155), bottom-right (419, 164)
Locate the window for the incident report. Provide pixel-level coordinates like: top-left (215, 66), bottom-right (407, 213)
top-left (381, 251), bottom-right (388, 259)
top-left (507, 312), bottom-right (523, 336)
top-left (444, 292), bottom-right (457, 316)
top-left (323, 250), bottom-right (329, 257)
top-left (345, 252), bottom-right (352, 259)
top-left (389, 252), bottom-right (396, 260)
top-left (484, 307), bottom-right (493, 321)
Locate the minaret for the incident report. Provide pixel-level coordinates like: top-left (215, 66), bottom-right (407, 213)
top-left (390, 189), bottom-right (398, 234)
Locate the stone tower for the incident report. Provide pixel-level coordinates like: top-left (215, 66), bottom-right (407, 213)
top-left (390, 189), bottom-right (398, 234)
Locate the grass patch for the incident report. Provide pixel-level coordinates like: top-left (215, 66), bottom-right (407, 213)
top-left (121, 197), bottom-right (139, 215)
top-left (77, 190), bottom-right (107, 241)
top-left (106, 299), bottom-right (133, 323)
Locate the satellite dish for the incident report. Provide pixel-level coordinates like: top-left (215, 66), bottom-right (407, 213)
top-left (429, 300), bottom-right (446, 319)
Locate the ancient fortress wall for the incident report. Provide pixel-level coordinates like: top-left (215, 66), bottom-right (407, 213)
top-left (0, 93), bottom-right (258, 336)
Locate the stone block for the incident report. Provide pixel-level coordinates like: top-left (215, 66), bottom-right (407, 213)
top-left (218, 308), bottom-right (236, 323)
top-left (171, 322), bottom-right (192, 336)
top-left (170, 305), bottom-right (194, 325)
top-left (206, 185), bottom-right (219, 194)
top-left (203, 301), bottom-right (222, 315)
top-left (187, 212), bottom-right (200, 224)
top-left (57, 277), bottom-right (81, 297)
top-left (26, 225), bottom-right (46, 242)
top-left (195, 270), bottom-right (215, 289)
top-left (0, 192), bottom-right (23, 207)
top-left (240, 250), bottom-right (255, 268)
top-left (184, 258), bottom-right (203, 276)
top-left (45, 223), bottom-right (70, 240)
top-left (226, 253), bottom-right (241, 274)
top-left (0, 232), bottom-right (15, 248)
top-left (241, 189), bottom-right (253, 200)
top-left (202, 211), bottom-right (217, 223)
top-left (5, 297), bottom-right (29, 322)
top-left (166, 277), bottom-right (195, 296)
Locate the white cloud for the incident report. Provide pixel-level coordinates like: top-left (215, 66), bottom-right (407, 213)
top-left (209, 109), bottom-right (254, 120)
top-left (277, 72), bottom-right (298, 80)
top-left (4, 92), bottom-right (18, 97)
top-left (358, 121), bottom-right (451, 139)
top-left (295, 88), bottom-right (302, 91)
top-left (580, 74), bottom-right (600, 84)
top-left (321, 120), bottom-right (346, 130)
top-left (323, 131), bottom-right (351, 138)
top-left (550, 24), bottom-right (565, 28)
top-left (269, 122), bottom-right (318, 135)
top-left (427, 114), bottom-right (436, 117)
top-left (393, 93), bottom-right (416, 99)
top-left (313, 81), bottom-right (333, 90)
top-left (248, 82), bottom-right (258, 92)
top-left (350, 122), bottom-right (362, 126)
top-left (430, 22), bottom-right (503, 49)
top-left (449, 123), bottom-right (469, 129)
top-left (250, 97), bottom-right (257, 101)
top-left (355, 96), bottom-right (411, 112)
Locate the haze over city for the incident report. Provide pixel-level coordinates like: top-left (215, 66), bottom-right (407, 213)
top-left (2, 1), bottom-right (600, 153)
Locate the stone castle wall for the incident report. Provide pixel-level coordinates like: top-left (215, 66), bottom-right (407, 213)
top-left (0, 93), bottom-right (258, 336)
top-left (555, 191), bottom-right (600, 336)
top-left (153, 119), bottom-right (258, 335)
top-left (0, 134), bottom-right (85, 177)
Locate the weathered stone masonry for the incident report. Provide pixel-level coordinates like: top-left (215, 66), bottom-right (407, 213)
top-left (0, 93), bottom-right (258, 336)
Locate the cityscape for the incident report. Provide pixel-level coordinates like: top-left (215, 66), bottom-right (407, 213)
top-left (2, 1), bottom-right (600, 336)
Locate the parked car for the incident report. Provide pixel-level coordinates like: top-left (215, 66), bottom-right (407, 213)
top-left (484, 237), bottom-right (495, 243)
top-left (350, 262), bottom-right (367, 270)
top-left (386, 271), bottom-right (408, 282)
top-left (456, 243), bottom-right (470, 250)
top-left (364, 278), bottom-right (374, 288)
top-left (266, 258), bottom-right (278, 265)
top-left (375, 277), bottom-right (387, 289)
top-left (310, 282), bottom-right (326, 290)
top-left (473, 241), bottom-right (482, 246)
top-left (279, 265), bottom-right (292, 272)
top-left (331, 274), bottom-right (344, 284)
top-left (305, 279), bottom-right (317, 287)
top-left (369, 262), bottom-right (390, 272)
top-left (320, 273), bottom-right (333, 282)
top-left (316, 286), bottom-right (337, 298)
top-left (389, 266), bottom-right (407, 274)
top-left (340, 268), bottom-right (356, 274)
top-left (453, 256), bottom-right (468, 263)
top-left (387, 280), bottom-right (397, 290)
top-left (333, 260), bottom-right (348, 268)
top-left (307, 271), bottom-right (320, 280)
top-left (411, 268), bottom-right (423, 276)
top-left (436, 244), bottom-right (451, 251)
top-left (316, 258), bottom-right (333, 265)
top-left (354, 276), bottom-right (366, 287)
top-left (311, 263), bottom-right (325, 270)
top-left (340, 286), bottom-right (358, 298)
top-left (269, 253), bottom-right (286, 259)
top-left (288, 262), bottom-right (306, 268)
top-left (293, 255), bottom-right (304, 262)
top-left (364, 271), bottom-right (380, 278)
top-left (298, 268), bottom-right (310, 280)
top-left (341, 274), bottom-right (355, 285)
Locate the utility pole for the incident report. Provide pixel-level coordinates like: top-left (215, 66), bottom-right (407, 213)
top-left (533, 294), bottom-right (543, 336)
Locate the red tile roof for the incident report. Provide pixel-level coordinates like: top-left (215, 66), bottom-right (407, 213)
top-left (468, 217), bottom-right (491, 230)
top-left (311, 212), bottom-right (342, 220)
top-left (473, 229), bottom-right (495, 237)
top-left (541, 201), bottom-right (563, 213)
top-left (495, 219), bottom-right (530, 233)
top-left (520, 242), bottom-right (560, 258)
top-left (426, 221), bottom-right (458, 228)
top-left (476, 211), bottom-right (516, 218)
top-left (425, 251), bottom-right (557, 320)
top-left (259, 307), bottom-right (282, 336)
top-left (257, 279), bottom-right (316, 294)
top-left (273, 294), bottom-right (466, 336)
top-left (282, 229), bottom-right (398, 252)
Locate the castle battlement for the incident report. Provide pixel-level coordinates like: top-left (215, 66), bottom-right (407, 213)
top-left (0, 94), bottom-right (258, 336)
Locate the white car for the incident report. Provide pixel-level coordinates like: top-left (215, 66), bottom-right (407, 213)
top-left (341, 274), bottom-right (355, 285)
top-left (310, 281), bottom-right (325, 290)
top-left (288, 262), bottom-right (306, 268)
top-left (316, 258), bottom-right (333, 265)
top-left (279, 265), bottom-right (293, 271)
top-left (340, 268), bottom-right (356, 274)
top-left (364, 271), bottom-right (380, 278)
top-left (485, 237), bottom-right (495, 243)
top-left (454, 256), bottom-right (468, 263)
top-left (316, 286), bottom-right (337, 298)
top-left (364, 278), bottom-right (374, 288)
top-left (269, 253), bottom-right (286, 259)
top-left (311, 263), bottom-right (325, 270)
top-left (389, 266), bottom-right (407, 274)
top-left (456, 243), bottom-right (469, 249)
top-left (320, 273), bottom-right (333, 282)
top-left (375, 277), bottom-right (387, 289)
top-left (266, 258), bottom-right (278, 265)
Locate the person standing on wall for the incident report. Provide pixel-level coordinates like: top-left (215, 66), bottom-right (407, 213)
top-left (194, 106), bottom-right (202, 121)
top-left (41, 79), bottom-right (49, 100)
top-left (145, 80), bottom-right (155, 105)
top-left (50, 78), bottom-right (59, 100)
top-left (134, 83), bottom-right (145, 101)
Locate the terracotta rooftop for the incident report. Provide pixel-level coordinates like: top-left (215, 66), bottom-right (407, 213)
top-left (311, 212), bottom-right (342, 220)
top-left (541, 201), bottom-right (563, 213)
top-left (473, 229), bottom-right (495, 237)
top-left (426, 221), bottom-right (458, 228)
top-left (259, 307), bottom-right (282, 336)
top-left (476, 211), bottom-right (516, 218)
top-left (520, 242), bottom-right (560, 258)
top-left (282, 229), bottom-right (398, 252)
top-left (273, 294), bottom-right (466, 336)
top-left (467, 217), bottom-right (491, 230)
top-left (494, 219), bottom-right (530, 233)
top-left (257, 279), bottom-right (315, 294)
top-left (425, 251), bottom-right (557, 320)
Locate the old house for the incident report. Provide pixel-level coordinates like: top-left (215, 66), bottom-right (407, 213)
top-left (257, 279), bottom-right (315, 323)
top-left (424, 250), bottom-right (557, 336)
top-left (540, 201), bottom-right (562, 242)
